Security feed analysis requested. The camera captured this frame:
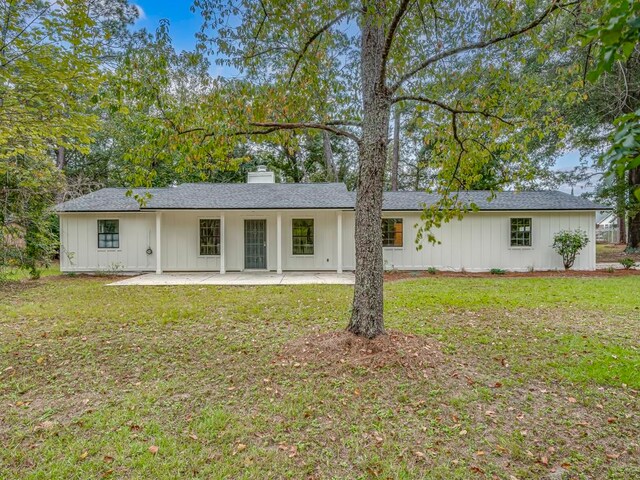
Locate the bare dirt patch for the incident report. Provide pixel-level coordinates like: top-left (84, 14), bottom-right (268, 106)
top-left (277, 330), bottom-right (444, 371)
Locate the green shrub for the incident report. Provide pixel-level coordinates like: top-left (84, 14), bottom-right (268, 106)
top-left (552, 229), bottom-right (590, 270)
top-left (490, 268), bottom-right (506, 275)
top-left (427, 267), bottom-right (437, 274)
top-left (619, 258), bottom-right (636, 270)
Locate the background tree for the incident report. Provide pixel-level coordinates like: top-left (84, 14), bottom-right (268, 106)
top-left (563, 0), bottom-right (639, 248)
top-left (0, 0), bottom-right (138, 277)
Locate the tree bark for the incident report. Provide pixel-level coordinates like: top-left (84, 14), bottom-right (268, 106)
top-left (618, 214), bottom-right (626, 244)
top-left (347, 4), bottom-right (389, 339)
top-left (56, 146), bottom-right (66, 170)
top-left (322, 131), bottom-right (338, 181)
top-left (628, 166), bottom-right (640, 249)
top-left (391, 107), bottom-right (400, 191)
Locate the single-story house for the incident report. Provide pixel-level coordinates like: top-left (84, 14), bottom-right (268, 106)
top-left (55, 167), bottom-right (608, 273)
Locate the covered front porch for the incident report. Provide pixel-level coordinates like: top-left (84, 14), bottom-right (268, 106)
top-left (152, 209), bottom-right (354, 274)
top-left (108, 271), bottom-right (355, 286)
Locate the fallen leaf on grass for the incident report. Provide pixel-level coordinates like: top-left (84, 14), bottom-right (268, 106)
top-left (606, 453), bottom-right (620, 460)
top-left (80, 451), bottom-right (89, 460)
top-left (35, 420), bottom-right (57, 431)
top-left (278, 443), bottom-right (298, 457)
top-left (103, 456), bottom-right (114, 463)
top-left (148, 445), bottom-right (159, 455)
top-left (540, 456), bottom-right (549, 466)
top-left (567, 397), bottom-right (577, 403)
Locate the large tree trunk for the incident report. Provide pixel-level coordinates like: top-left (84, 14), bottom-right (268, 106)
top-left (322, 131), bottom-right (338, 181)
top-left (628, 166), bottom-right (640, 249)
top-left (391, 107), bottom-right (400, 191)
top-left (347, 4), bottom-right (389, 339)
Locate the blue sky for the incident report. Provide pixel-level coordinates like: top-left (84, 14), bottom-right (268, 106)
top-left (134, 2), bottom-right (201, 53)
top-left (132, 2), bottom-right (589, 192)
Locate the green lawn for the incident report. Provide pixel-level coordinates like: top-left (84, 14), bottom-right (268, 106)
top-left (1, 275), bottom-right (638, 479)
top-left (0, 262), bottom-right (61, 281)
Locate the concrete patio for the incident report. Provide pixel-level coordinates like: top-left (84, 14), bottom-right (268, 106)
top-left (108, 271), bottom-right (355, 286)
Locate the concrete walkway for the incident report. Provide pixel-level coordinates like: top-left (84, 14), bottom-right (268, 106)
top-left (108, 271), bottom-right (355, 286)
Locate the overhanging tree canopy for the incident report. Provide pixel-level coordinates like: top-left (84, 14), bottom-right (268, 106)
top-left (121, 0), bottom-right (589, 337)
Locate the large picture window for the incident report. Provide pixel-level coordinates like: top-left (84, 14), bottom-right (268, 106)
top-left (199, 219), bottom-right (221, 255)
top-left (292, 219), bottom-right (314, 255)
top-left (382, 218), bottom-right (403, 247)
top-left (98, 220), bottom-right (119, 249)
top-left (510, 218), bottom-right (532, 247)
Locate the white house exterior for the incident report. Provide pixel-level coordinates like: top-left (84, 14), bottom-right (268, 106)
top-left (55, 169), bottom-right (607, 273)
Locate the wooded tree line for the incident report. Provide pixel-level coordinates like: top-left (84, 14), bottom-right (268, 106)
top-left (1, 0), bottom-right (638, 328)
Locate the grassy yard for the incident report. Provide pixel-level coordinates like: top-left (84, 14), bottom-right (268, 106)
top-left (596, 243), bottom-right (640, 263)
top-left (1, 275), bottom-right (638, 479)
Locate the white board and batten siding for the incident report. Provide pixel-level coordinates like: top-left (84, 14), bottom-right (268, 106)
top-left (59, 209), bottom-right (596, 273)
top-left (160, 210), bottom-right (354, 272)
top-left (59, 210), bottom-right (356, 272)
top-left (381, 210), bottom-right (596, 272)
top-left (59, 212), bottom-right (157, 272)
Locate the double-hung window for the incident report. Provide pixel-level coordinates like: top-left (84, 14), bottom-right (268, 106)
top-left (510, 218), bottom-right (532, 247)
top-left (199, 219), bottom-right (221, 255)
top-left (292, 219), bottom-right (314, 255)
top-left (98, 220), bottom-right (119, 249)
top-left (382, 218), bottom-right (403, 247)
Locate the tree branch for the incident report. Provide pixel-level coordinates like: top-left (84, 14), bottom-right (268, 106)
top-left (390, 0), bottom-right (575, 92)
top-left (392, 94), bottom-right (514, 125)
top-left (287, 9), bottom-right (353, 85)
top-left (246, 121), bottom-right (361, 144)
top-left (380, 0), bottom-right (413, 85)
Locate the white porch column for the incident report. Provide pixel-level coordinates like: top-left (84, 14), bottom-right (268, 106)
top-left (220, 212), bottom-right (226, 274)
top-left (155, 211), bottom-right (162, 274)
top-left (337, 210), bottom-right (343, 274)
top-left (276, 212), bottom-right (282, 274)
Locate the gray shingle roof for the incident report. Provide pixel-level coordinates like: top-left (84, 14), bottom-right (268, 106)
top-left (55, 184), bottom-right (609, 212)
top-left (381, 190), bottom-right (609, 211)
top-left (54, 188), bottom-right (164, 212)
top-left (55, 183), bottom-right (354, 211)
top-left (146, 183), bottom-right (354, 209)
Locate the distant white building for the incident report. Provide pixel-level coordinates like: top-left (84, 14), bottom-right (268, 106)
top-left (596, 211), bottom-right (622, 243)
top-left (55, 168), bottom-right (608, 273)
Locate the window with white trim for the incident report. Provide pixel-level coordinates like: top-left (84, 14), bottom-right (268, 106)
top-left (292, 219), bottom-right (314, 255)
top-left (98, 220), bottom-right (119, 248)
top-left (510, 218), bottom-right (532, 247)
top-left (199, 219), bottom-right (221, 255)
